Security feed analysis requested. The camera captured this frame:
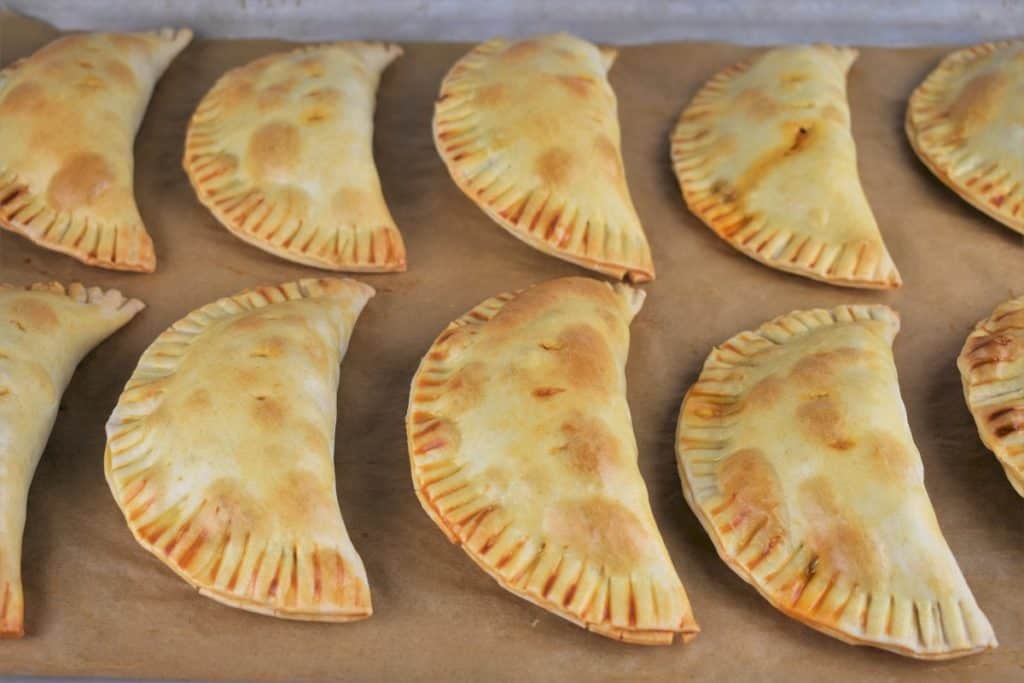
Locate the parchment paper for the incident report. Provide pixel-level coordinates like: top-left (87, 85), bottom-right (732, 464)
top-left (1, 12), bottom-right (1022, 682)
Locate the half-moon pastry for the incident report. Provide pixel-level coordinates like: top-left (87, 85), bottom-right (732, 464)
top-left (907, 41), bottom-right (1024, 233)
top-left (676, 304), bottom-right (995, 659)
top-left (407, 277), bottom-right (696, 644)
top-left (959, 294), bottom-right (1024, 495)
top-left (0, 282), bottom-right (143, 637)
top-left (0, 29), bottom-right (192, 271)
top-left (671, 45), bottom-right (900, 289)
top-left (434, 34), bottom-right (655, 282)
top-left (105, 278), bottom-right (374, 621)
top-left (185, 43), bottom-right (406, 271)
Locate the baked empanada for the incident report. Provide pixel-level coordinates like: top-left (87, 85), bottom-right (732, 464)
top-left (0, 282), bottom-right (143, 637)
top-left (185, 43), bottom-right (407, 271)
top-left (434, 34), bottom-right (655, 282)
top-left (407, 277), bottom-right (696, 644)
top-left (959, 295), bottom-right (1024, 495)
top-left (907, 41), bottom-right (1024, 233)
top-left (105, 279), bottom-right (374, 621)
top-left (671, 45), bottom-right (900, 289)
top-left (676, 305), bottom-right (995, 659)
top-left (0, 29), bottom-right (192, 272)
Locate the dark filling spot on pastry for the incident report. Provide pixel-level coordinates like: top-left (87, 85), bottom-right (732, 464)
top-left (789, 125), bottom-right (812, 153)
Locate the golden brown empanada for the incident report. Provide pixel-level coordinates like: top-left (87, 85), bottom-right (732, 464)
top-left (907, 41), bottom-right (1024, 233)
top-left (0, 29), bottom-right (192, 272)
top-left (671, 45), bottom-right (900, 289)
top-left (185, 43), bottom-right (407, 271)
top-left (676, 304), bottom-right (995, 659)
top-left (0, 282), bottom-right (143, 637)
top-left (105, 278), bottom-right (374, 621)
top-left (434, 34), bottom-right (655, 282)
top-left (407, 277), bottom-right (696, 644)
top-left (959, 295), bottom-right (1024, 495)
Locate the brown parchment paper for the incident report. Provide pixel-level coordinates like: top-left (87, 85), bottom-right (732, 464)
top-left (2, 12), bottom-right (1023, 681)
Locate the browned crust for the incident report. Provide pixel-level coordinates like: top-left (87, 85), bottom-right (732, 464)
top-left (406, 283), bottom-right (698, 645)
top-left (103, 474), bottom-right (373, 621)
top-left (183, 44), bottom-right (407, 273)
top-left (670, 49), bottom-right (901, 290)
top-left (677, 304), bottom-right (996, 660)
top-left (104, 278), bottom-right (373, 621)
top-left (957, 295), bottom-right (1024, 496)
top-left (0, 172), bottom-right (155, 273)
top-left (433, 38), bottom-right (655, 283)
top-left (905, 40), bottom-right (1024, 234)
top-left (0, 579), bottom-right (24, 638)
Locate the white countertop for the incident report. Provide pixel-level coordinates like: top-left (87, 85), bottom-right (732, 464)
top-left (3, 0), bottom-right (1022, 45)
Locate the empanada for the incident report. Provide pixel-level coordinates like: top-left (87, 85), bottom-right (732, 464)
top-left (671, 45), bottom-right (900, 289)
top-left (0, 29), bottom-right (192, 271)
top-left (433, 34), bottom-right (655, 282)
top-left (0, 282), bottom-right (143, 637)
top-left (959, 295), bottom-right (1024, 495)
top-left (907, 41), bottom-right (1024, 233)
top-left (185, 43), bottom-right (407, 271)
top-left (407, 277), bottom-right (696, 644)
top-left (105, 279), bottom-right (374, 621)
top-left (676, 304), bottom-right (995, 659)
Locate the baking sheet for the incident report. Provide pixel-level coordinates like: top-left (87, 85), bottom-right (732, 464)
top-left (2, 11), bottom-right (1023, 681)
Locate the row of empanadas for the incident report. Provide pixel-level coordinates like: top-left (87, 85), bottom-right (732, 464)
top-left (5, 32), bottom-right (1018, 286)
top-left (1, 274), bottom-right (1013, 660)
top-left (0, 30), bottom-right (409, 274)
top-left (2, 277), bottom-right (376, 636)
top-left (405, 278), bottom-right (1001, 658)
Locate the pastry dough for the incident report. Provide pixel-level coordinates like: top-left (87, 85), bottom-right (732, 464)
top-left (0, 29), bottom-right (192, 271)
top-left (676, 304), bottom-right (996, 659)
top-left (433, 34), bottom-right (655, 282)
top-left (105, 278), bottom-right (374, 621)
top-left (671, 45), bottom-right (900, 289)
top-left (907, 41), bottom-right (1024, 233)
top-left (959, 295), bottom-right (1024, 495)
top-left (407, 277), bottom-right (696, 644)
top-left (0, 282), bottom-right (143, 637)
top-left (185, 43), bottom-right (407, 271)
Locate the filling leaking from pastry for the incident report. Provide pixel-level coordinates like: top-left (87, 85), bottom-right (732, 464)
top-left (671, 45), bottom-right (901, 288)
